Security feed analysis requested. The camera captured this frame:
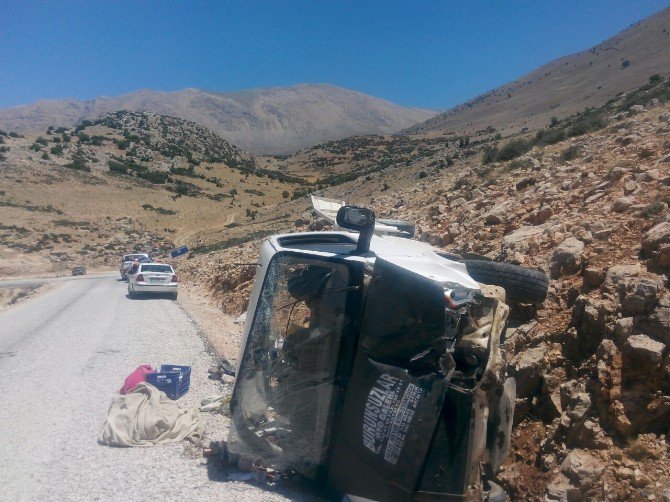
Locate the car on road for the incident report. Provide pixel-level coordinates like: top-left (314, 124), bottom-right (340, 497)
top-left (120, 253), bottom-right (150, 280)
top-left (71, 266), bottom-right (86, 276)
top-left (127, 263), bottom-right (178, 299)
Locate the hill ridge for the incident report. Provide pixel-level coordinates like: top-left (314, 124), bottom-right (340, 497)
top-left (0, 84), bottom-right (435, 155)
top-left (404, 7), bottom-right (670, 136)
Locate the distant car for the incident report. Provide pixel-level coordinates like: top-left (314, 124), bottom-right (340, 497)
top-left (127, 263), bottom-right (178, 300)
top-left (71, 266), bottom-right (86, 276)
top-left (120, 253), bottom-right (150, 280)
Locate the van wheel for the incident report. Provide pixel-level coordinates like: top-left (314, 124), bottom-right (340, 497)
top-left (171, 292), bottom-right (178, 300)
top-left (462, 260), bottom-right (548, 304)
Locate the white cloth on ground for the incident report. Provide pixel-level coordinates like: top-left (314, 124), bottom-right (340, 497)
top-left (98, 382), bottom-right (202, 447)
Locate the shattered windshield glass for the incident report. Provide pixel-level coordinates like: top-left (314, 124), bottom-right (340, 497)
top-left (229, 254), bottom-right (352, 478)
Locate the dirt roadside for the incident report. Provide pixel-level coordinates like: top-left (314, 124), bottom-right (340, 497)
top-left (178, 280), bottom-right (244, 365)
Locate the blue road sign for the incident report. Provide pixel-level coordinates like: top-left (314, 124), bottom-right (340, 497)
top-left (171, 245), bottom-right (189, 258)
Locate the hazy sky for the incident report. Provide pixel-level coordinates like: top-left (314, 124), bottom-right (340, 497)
top-left (1, 1), bottom-right (669, 110)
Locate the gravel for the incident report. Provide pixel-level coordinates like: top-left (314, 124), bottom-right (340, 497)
top-left (0, 276), bottom-right (321, 501)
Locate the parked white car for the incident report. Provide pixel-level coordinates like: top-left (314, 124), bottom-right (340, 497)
top-left (127, 263), bottom-right (178, 299)
top-left (120, 253), bottom-right (150, 280)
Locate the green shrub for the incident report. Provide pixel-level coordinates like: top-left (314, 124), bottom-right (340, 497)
top-left (642, 202), bottom-right (665, 219)
top-left (291, 188), bottom-right (311, 200)
top-left (649, 74), bottom-right (663, 85)
top-left (108, 159), bottom-right (128, 174)
top-left (41, 152), bottom-right (50, 160)
top-left (50, 144), bottom-right (64, 156)
top-left (497, 139), bottom-right (531, 162)
top-left (137, 170), bottom-right (169, 184)
top-left (142, 204), bottom-right (176, 215)
top-left (64, 156), bottom-right (91, 172)
top-left (482, 146), bottom-right (498, 164)
top-left (535, 128), bottom-right (565, 145)
top-left (36, 137), bottom-right (48, 146)
top-left (567, 116), bottom-right (606, 137)
top-left (561, 145), bottom-right (582, 161)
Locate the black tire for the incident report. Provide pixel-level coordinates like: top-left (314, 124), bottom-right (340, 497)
top-left (171, 292), bottom-right (178, 300)
top-left (463, 260), bottom-right (548, 305)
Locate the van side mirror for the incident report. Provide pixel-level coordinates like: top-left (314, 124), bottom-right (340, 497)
top-left (336, 206), bottom-right (375, 254)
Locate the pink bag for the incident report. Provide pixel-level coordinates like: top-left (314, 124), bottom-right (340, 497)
top-left (119, 365), bottom-right (154, 394)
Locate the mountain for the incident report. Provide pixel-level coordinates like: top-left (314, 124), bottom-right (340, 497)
top-left (405, 7), bottom-right (670, 136)
top-left (0, 84), bottom-right (435, 155)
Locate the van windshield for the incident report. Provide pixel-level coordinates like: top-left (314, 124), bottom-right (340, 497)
top-left (123, 254), bottom-right (147, 262)
top-left (228, 255), bottom-right (353, 478)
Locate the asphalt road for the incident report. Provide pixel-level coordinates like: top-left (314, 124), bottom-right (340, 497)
top-left (0, 275), bottom-right (315, 501)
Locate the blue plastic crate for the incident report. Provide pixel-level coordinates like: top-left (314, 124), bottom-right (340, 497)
top-left (146, 364), bottom-right (191, 400)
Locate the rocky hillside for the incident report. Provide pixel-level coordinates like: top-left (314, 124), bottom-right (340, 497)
top-left (0, 84), bottom-right (435, 155)
top-left (182, 79), bottom-right (670, 500)
top-left (0, 111), bottom-right (308, 276)
top-left (404, 7), bottom-right (670, 138)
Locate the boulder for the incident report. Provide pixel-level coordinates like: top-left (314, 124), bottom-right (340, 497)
top-left (526, 206), bottom-right (553, 225)
top-left (613, 317), bottom-right (634, 345)
top-left (611, 197), bottom-right (634, 213)
top-left (623, 181), bottom-right (638, 195)
top-left (484, 203), bottom-right (509, 225)
top-left (561, 449), bottom-right (605, 488)
top-left (608, 166), bottom-right (628, 181)
top-left (592, 227), bottom-right (613, 240)
top-left (511, 343), bottom-right (549, 397)
top-left (637, 294), bottom-right (670, 343)
top-left (620, 277), bottom-right (661, 316)
top-left (566, 419), bottom-right (612, 449)
top-left (501, 225), bottom-right (544, 255)
top-left (641, 222), bottom-right (670, 268)
top-left (550, 237), bottom-right (585, 278)
top-left (629, 104), bottom-right (645, 115)
top-left (546, 473), bottom-right (578, 501)
top-left (583, 267), bottom-right (606, 288)
top-left (449, 197), bottom-right (467, 209)
top-left (566, 391), bottom-right (592, 422)
top-left (516, 177), bottom-right (536, 190)
top-left (308, 218), bottom-right (330, 231)
top-left (604, 263), bottom-right (642, 286)
top-left (623, 334), bottom-right (665, 365)
top-left (571, 297), bottom-right (613, 357)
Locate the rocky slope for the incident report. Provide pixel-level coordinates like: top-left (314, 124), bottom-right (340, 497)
top-left (182, 81), bottom-right (670, 500)
top-left (404, 7), bottom-right (670, 139)
top-left (0, 84), bottom-right (435, 155)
